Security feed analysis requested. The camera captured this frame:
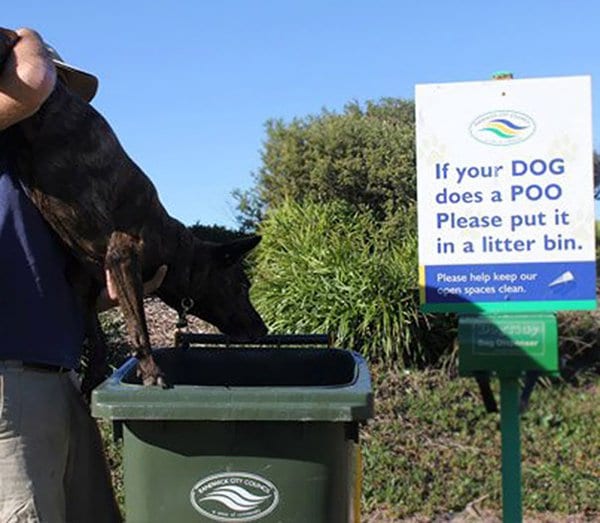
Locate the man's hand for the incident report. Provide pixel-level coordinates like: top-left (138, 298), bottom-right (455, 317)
top-left (0, 28), bottom-right (56, 130)
top-left (96, 265), bottom-right (168, 312)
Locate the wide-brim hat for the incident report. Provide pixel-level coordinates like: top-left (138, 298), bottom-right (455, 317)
top-left (45, 44), bottom-right (98, 103)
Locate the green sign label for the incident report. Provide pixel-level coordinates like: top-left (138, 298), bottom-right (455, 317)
top-left (458, 314), bottom-right (558, 377)
top-left (471, 320), bottom-right (546, 356)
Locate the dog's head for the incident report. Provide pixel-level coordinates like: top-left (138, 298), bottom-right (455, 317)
top-left (185, 236), bottom-right (267, 341)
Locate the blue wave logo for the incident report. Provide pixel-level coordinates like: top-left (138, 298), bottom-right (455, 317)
top-left (191, 472), bottom-right (279, 521)
top-left (199, 486), bottom-right (270, 511)
top-left (470, 110), bottom-right (535, 145)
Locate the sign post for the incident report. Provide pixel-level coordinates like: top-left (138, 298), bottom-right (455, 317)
top-left (458, 313), bottom-right (558, 521)
top-left (416, 75), bottom-right (595, 521)
top-left (500, 375), bottom-right (522, 521)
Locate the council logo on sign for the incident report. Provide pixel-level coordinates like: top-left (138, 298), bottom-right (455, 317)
top-left (190, 472), bottom-right (279, 522)
top-left (470, 110), bottom-right (535, 146)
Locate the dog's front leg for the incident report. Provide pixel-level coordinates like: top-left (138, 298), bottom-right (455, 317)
top-left (105, 231), bottom-right (167, 387)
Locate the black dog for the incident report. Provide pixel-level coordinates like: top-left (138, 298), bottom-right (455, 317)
top-left (0, 28), bottom-right (267, 390)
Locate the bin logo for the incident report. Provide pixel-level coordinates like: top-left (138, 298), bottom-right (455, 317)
top-left (190, 472), bottom-right (280, 521)
top-left (470, 110), bottom-right (535, 146)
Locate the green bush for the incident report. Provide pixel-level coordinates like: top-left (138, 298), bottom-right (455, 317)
top-left (252, 199), bottom-right (455, 365)
top-left (235, 98), bottom-right (417, 231)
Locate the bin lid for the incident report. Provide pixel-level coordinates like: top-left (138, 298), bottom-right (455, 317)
top-left (91, 347), bottom-right (373, 422)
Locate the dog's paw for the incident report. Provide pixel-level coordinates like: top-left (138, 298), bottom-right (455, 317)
top-left (141, 371), bottom-right (170, 388)
top-left (136, 357), bottom-right (170, 388)
top-left (157, 374), bottom-right (170, 389)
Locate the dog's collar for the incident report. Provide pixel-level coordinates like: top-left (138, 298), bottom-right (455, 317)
top-left (176, 297), bottom-right (194, 329)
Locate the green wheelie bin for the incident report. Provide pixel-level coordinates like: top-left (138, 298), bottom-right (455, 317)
top-left (91, 335), bottom-right (373, 523)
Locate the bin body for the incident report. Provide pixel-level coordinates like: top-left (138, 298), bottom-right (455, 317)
top-left (92, 346), bottom-right (372, 523)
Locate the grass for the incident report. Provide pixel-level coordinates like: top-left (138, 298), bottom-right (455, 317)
top-left (362, 366), bottom-right (600, 521)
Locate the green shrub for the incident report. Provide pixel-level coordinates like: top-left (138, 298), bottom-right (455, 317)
top-left (252, 199), bottom-right (455, 365)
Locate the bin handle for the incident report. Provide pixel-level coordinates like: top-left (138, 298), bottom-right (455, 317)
top-left (174, 333), bottom-right (332, 349)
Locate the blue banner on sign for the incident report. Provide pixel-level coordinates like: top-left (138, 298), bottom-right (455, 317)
top-left (424, 261), bottom-right (596, 304)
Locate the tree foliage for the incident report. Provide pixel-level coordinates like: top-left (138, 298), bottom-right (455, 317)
top-left (236, 98), bottom-right (416, 229)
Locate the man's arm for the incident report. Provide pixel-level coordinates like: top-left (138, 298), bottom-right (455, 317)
top-left (0, 28), bottom-right (56, 130)
top-left (96, 265), bottom-right (168, 312)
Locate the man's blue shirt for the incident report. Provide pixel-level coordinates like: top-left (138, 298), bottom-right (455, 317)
top-left (0, 134), bottom-right (84, 368)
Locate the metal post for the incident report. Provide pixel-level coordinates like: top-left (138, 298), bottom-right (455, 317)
top-left (500, 376), bottom-right (523, 522)
top-left (492, 70), bottom-right (523, 523)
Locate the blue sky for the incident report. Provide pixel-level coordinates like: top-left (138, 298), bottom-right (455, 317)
top-left (5, 1), bottom-right (600, 228)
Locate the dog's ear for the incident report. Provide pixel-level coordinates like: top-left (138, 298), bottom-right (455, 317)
top-left (213, 236), bottom-right (262, 267)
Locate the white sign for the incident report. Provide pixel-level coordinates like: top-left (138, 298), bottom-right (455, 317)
top-left (416, 76), bottom-right (596, 312)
